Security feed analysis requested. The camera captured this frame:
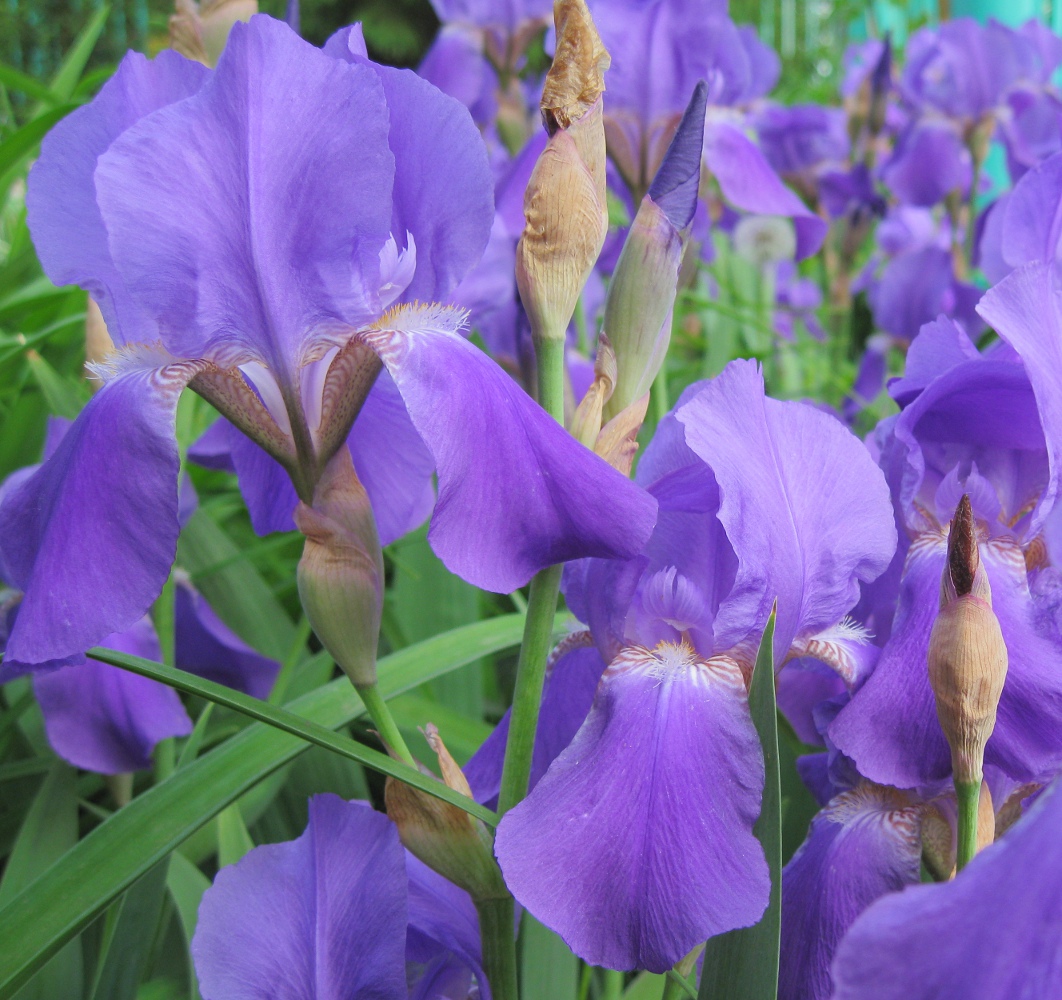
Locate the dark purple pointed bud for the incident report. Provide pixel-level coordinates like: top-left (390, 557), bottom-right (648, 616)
top-left (603, 82), bottom-right (706, 420)
top-left (648, 80), bottom-right (708, 231)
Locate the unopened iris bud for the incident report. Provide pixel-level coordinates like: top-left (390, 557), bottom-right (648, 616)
top-left (294, 447), bottom-right (383, 690)
top-left (169, 0), bottom-right (257, 67)
top-left (385, 724), bottom-right (508, 902)
top-left (602, 81), bottom-right (707, 421)
top-left (515, 0), bottom-right (610, 345)
top-left (927, 495), bottom-right (1008, 786)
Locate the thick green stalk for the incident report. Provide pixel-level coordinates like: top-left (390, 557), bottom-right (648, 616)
top-left (477, 898), bottom-right (519, 1000)
top-left (602, 969), bottom-right (625, 1000)
top-left (355, 681), bottom-right (416, 768)
top-left (955, 779), bottom-right (980, 871)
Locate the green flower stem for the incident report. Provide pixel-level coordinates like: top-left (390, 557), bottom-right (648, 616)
top-left (602, 969), bottom-right (625, 1000)
top-left (476, 897), bottom-right (519, 1000)
top-left (955, 779), bottom-right (980, 871)
top-left (355, 681), bottom-right (416, 768)
top-left (652, 363), bottom-right (670, 426)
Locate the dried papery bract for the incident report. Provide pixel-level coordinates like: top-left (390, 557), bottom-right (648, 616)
top-left (170, 0), bottom-right (257, 66)
top-left (385, 724), bottom-right (508, 902)
top-left (515, 0), bottom-right (609, 347)
top-left (294, 447), bottom-right (384, 691)
top-left (927, 495), bottom-right (1008, 787)
top-left (921, 780), bottom-right (994, 881)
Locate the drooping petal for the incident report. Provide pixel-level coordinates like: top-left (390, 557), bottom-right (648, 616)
top-left (324, 26), bottom-right (494, 304)
top-left (26, 50), bottom-right (208, 348)
top-left (34, 617), bottom-right (193, 774)
top-left (95, 15), bottom-right (396, 378)
top-left (702, 121), bottom-right (827, 260)
top-left (0, 353), bottom-right (198, 676)
top-left (977, 261), bottom-right (1062, 536)
top-left (495, 642), bottom-right (768, 973)
top-left (464, 640), bottom-right (605, 809)
top-left (831, 776), bottom-right (1062, 1000)
top-left (174, 580), bottom-right (280, 699)
top-left (357, 305), bottom-right (658, 593)
top-left (779, 784), bottom-right (922, 1000)
top-left (676, 359), bottom-right (896, 661)
top-left (192, 795), bottom-right (407, 1000)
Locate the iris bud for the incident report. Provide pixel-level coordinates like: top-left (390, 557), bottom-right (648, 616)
top-left (602, 81), bottom-right (707, 421)
top-left (169, 0), bottom-right (257, 67)
top-left (294, 447), bottom-right (383, 690)
top-left (385, 724), bottom-right (508, 902)
top-left (515, 0), bottom-right (609, 346)
top-left (927, 495), bottom-right (1008, 786)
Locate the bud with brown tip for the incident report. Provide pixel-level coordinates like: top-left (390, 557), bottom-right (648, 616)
top-left (385, 724), bottom-right (508, 902)
top-left (294, 447), bottom-right (383, 690)
top-left (515, 0), bottom-right (610, 346)
top-left (927, 495), bottom-right (1008, 787)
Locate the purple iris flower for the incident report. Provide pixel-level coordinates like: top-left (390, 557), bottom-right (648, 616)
top-left (588, 0), bottom-right (824, 258)
top-left (491, 360), bottom-right (895, 973)
top-left (193, 794), bottom-right (488, 1000)
top-left (831, 776), bottom-right (1062, 999)
top-left (753, 103), bottom-right (849, 197)
top-left (0, 15), bottom-right (656, 677)
top-left (830, 308), bottom-right (1062, 790)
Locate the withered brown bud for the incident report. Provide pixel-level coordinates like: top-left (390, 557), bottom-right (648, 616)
top-left (927, 495), bottom-right (1008, 785)
top-left (515, 0), bottom-right (609, 344)
top-left (385, 725), bottom-right (507, 901)
top-left (569, 333), bottom-right (617, 448)
top-left (295, 448), bottom-right (383, 689)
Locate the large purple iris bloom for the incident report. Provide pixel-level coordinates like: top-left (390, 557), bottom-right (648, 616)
top-left (831, 308), bottom-right (1062, 789)
top-left (193, 794), bottom-right (488, 1000)
top-left (831, 776), bottom-right (1062, 999)
top-left (490, 360), bottom-right (895, 973)
top-left (0, 15), bottom-right (656, 677)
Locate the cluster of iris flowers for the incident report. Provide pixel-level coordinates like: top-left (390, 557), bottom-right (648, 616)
top-left (1, 0), bottom-right (1062, 998)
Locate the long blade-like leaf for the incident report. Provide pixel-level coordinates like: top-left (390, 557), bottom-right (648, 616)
top-left (87, 647), bottom-right (499, 826)
top-left (699, 611), bottom-right (780, 1000)
top-left (0, 614), bottom-right (538, 997)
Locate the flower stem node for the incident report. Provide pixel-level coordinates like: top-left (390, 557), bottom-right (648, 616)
top-left (927, 495), bottom-right (1008, 787)
top-left (385, 724), bottom-right (508, 902)
top-left (294, 447), bottom-right (383, 690)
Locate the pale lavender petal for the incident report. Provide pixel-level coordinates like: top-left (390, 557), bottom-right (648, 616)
top-left (26, 50), bottom-right (208, 348)
top-left (703, 121), bottom-right (826, 260)
top-left (175, 580), bottom-right (280, 699)
top-left (34, 616), bottom-right (192, 774)
top-left (831, 776), bottom-right (1062, 1000)
top-left (95, 16), bottom-right (395, 379)
top-left (187, 417), bottom-right (236, 473)
top-left (0, 357), bottom-right (194, 676)
top-left (1000, 151), bottom-right (1062, 271)
top-left (780, 784), bottom-right (922, 1000)
top-left (495, 643), bottom-right (768, 973)
top-left (676, 359), bottom-right (896, 660)
top-left (192, 795), bottom-right (407, 1000)
top-left (360, 307), bottom-right (657, 593)
top-left (887, 315), bottom-right (980, 406)
top-left (323, 25), bottom-right (494, 303)
top-left (418, 26), bottom-right (498, 128)
top-left (882, 121), bottom-right (971, 208)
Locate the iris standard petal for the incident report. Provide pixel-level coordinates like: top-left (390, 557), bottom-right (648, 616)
top-left (0, 353), bottom-right (198, 676)
top-left (26, 49), bottom-right (208, 348)
top-left (192, 795), bottom-right (407, 1000)
top-left (495, 642), bottom-right (768, 973)
top-left (831, 777), bottom-right (1062, 1000)
top-left (94, 15), bottom-right (396, 378)
top-left (324, 25), bottom-right (494, 304)
top-left (779, 784), bottom-right (921, 1000)
top-left (358, 305), bottom-right (658, 593)
top-left (676, 359), bottom-right (895, 660)
top-left (34, 617), bottom-right (193, 774)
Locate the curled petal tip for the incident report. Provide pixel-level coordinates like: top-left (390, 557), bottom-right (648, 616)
top-left (541, 0), bottom-right (610, 133)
